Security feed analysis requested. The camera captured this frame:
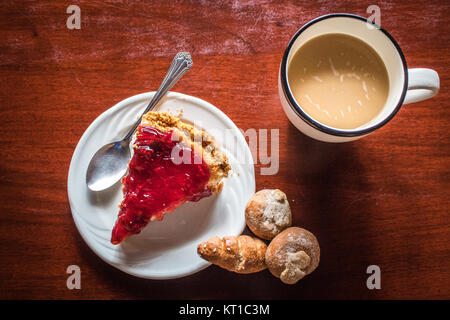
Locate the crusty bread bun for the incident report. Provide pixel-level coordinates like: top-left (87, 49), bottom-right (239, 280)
top-left (197, 235), bottom-right (267, 274)
top-left (245, 189), bottom-right (292, 240)
top-left (265, 227), bottom-right (320, 284)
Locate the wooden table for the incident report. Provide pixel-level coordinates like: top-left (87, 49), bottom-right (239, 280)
top-left (0, 0), bottom-right (448, 300)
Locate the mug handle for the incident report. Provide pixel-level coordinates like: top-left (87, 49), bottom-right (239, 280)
top-left (403, 68), bottom-right (440, 104)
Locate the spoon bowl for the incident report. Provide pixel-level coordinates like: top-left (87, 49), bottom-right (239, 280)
top-left (86, 139), bottom-right (131, 191)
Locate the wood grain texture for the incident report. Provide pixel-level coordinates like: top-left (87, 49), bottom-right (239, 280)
top-left (0, 0), bottom-right (449, 299)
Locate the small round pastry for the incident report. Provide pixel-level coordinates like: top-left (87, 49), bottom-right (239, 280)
top-left (245, 189), bottom-right (292, 240)
top-left (265, 227), bottom-right (320, 285)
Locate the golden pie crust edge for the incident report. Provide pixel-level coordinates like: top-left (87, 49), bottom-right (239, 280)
top-left (139, 111), bottom-right (231, 193)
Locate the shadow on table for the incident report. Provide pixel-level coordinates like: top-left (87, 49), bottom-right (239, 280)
top-left (278, 122), bottom-right (382, 298)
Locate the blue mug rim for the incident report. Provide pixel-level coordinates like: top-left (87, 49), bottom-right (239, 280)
top-left (280, 13), bottom-right (409, 137)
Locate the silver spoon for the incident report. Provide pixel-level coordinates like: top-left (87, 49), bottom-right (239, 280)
top-left (86, 52), bottom-right (193, 192)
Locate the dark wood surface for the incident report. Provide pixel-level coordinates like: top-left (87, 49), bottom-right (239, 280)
top-left (0, 0), bottom-right (448, 299)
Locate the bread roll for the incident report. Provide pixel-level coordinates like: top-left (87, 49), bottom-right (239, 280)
top-left (265, 227), bottom-right (320, 284)
top-left (197, 235), bottom-right (267, 274)
top-left (245, 189), bottom-right (292, 240)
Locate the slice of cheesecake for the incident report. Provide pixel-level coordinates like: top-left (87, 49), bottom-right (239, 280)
top-left (111, 111), bottom-right (231, 244)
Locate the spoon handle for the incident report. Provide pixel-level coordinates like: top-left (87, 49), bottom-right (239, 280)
top-left (123, 52), bottom-right (193, 140)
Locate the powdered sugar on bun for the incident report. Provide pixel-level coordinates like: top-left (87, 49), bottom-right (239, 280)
top-left (245, 189), bottom-right (292, 240)
top-left (265, 227), bottom-right (320, 285)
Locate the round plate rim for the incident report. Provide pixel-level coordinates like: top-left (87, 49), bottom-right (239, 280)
top-left (67, 91), bottom-right (254, 279)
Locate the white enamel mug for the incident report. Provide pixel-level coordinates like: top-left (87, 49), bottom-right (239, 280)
top-left (279, 13), bottom-right (440, 143)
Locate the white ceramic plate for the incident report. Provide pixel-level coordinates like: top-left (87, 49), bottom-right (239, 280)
top-left (67, 92), bottom-right (255, 279)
